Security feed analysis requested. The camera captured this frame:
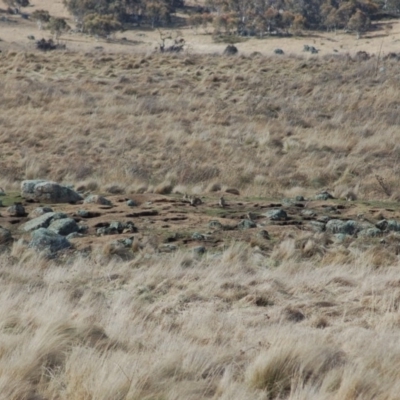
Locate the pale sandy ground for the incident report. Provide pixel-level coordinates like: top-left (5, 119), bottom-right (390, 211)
top-left (1, 0), bottom-right (400, 56)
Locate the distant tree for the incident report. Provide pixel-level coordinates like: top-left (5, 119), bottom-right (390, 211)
top-left (347, 8), bottom-right (370, 38)
top-left (2, 0), bottom-right (29, 12)
top-left (48, 17), bottom-right (70, 40)
top-left (83, 13), bottom-right (122, 36)
top-left (31, 9), bottom-right (51, 30)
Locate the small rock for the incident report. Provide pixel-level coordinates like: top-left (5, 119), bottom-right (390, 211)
top-left (29, 207), bottom-right (53, 219)
top-left (193, 246), bottom-right (206, 255)
top-left (29, 228), bottom-right (71, 253)
top-left (109, 221), bottom-right (124, 233)
top-left (317, 216), bottom-right (331, 223)
top-left (209, 220), bottom-right (223, 229)
top-left (295, 195), bottom-right (305, 201)
top-left (78, 225), bottom-right (88, 233)
top-left (274, 48), bottom-right (284, 54)
top-left (0, 226), bottom-right (12, 244)
top-left (127, 199), bottom-right (137, 207)
top-left (192, 232), bottom-right (205, 240)
top-left (84, 194), bottom-right (112, 206)
top-left (315, 191), bottom-right (334, 200)
top-left (326, 219), bottom-right (359, 235)
top-left (237, 219), bottom-right (257, 229)
top-left (7, 203), bottom-right (25, 217)
top-left (265, 209), bottom-right (287, 221)
top-left (258, 230), bottom-right (270, 239)
top-left (77, 210), bottom-right (90, 218)
top-left (48, 218), bottom-right (79, 236)
top-left (301, 209), bottom-right (316, 218)
top-left (223, 45), bottom-right (238, 55)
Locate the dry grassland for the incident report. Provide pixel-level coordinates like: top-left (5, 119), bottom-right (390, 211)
top-left (1, 50), bottom-right (400, 199)
top-left (2, 33), bottom-right (400, 398)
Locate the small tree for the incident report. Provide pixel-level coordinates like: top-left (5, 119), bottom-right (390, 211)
top-left (48, 17), bottom-right (70, 40)
top-left (31, 9), bottom-right (51, 30)
top-left (347, 9), bottom-right (370, 39)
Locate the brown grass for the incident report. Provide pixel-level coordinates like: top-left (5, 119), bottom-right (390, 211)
top-left (2, 51), bottom-right (400, 199)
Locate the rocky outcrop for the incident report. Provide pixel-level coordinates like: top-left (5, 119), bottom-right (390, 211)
top-left (22, 212), bottom-right (68, 232)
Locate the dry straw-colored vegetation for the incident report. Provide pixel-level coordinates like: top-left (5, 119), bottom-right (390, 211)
top-left (1, 50), bottom-right (400, 198)
top-left (3, 47), bottom-right (400, 399)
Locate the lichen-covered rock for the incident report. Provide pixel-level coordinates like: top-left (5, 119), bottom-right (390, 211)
top-left (7, 203), bottom-right (26, 217)
top-left (29, 207), bottom-right (53, 219)
top-left (0, 226), bottom-right (12, 244)
top-left (29, 228), bottom-right (71, 253)
top-left (209, 220), bottom-right (223, 229)
top-left (21, 180), bottom-right (82, 203)
top-left (127, 200), bottom-right (137, 207)
top-left (22, 212), bottom-right (68, 232)
top-left (193, 246), bottom-right (206, 255)
top-left (326, 219), bottom-right (359, 235)
top-left (84, 195), bottom-right (112, 206)
top-left (48, 218), bottom-right (79, 236)
top-left (192, 232), bottom-right (205, 240)
top-left (237, 219), bottom-right (257, 229)
top-left (265, 209), bottom-right (287, 221)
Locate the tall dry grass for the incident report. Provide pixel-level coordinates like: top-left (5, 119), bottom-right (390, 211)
top-left (0, 50), bottom-right (400, 198)
top-left (0, 241), bottom-right (400, 399)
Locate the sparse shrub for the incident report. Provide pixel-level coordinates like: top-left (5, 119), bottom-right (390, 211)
top-left (83, 13), bottom-right (122, 37)
top-left (48, 17), bottom-right (70, 40)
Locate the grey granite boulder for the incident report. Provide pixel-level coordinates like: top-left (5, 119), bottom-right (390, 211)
top-left (265, 209), bottom-right (287, 221)
top-left (48, 218), bottom-right (79, 236)
top-left (326, 219), bottom-right (359, 235)
top-left (22, 212), bottom-right (68, 232)
top-left (29, 228), bottom-right (71, 253)
top-left (21, 180), bottom-right (82, 203)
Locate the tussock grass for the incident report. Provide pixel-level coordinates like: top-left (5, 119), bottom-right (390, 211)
top-left (0, 242), bottom-right (400, 398)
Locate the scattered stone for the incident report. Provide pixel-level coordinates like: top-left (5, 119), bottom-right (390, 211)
top-left (78, 225), bottom-right (88, 233)
top-left (48, 218), bottom-right (79, 236)
top-left (29, 207), bottom-right (53, 219)
top-left (84, 194), bottom-right (112, 206)
top-left (308, 221), bottom-right (326, 232)
top-left (6, 203), bottom-right (25, 217)
top-left (21, 180), bottom-right (83, 203)
top-left (258, 230), bottom-right (270, 240)
top-left (317, 216), bottom-right (331, 223)
top-left (301, 209), bottom-right (316, 218)
top-left (315, 191), bottom-right (334, 200)
top-left (109, 221), bottom-right (124, 233)
top-left (29, 228), bottom-right (71, 253)
top-left (112, 237), bottom-right (134, 248)
top-left (265, 209), bottom-right (287, 221)
top-left (0, 226), bottom-right (12, 244)
top-left (192, 232), bottom-right (205, 240)
top-left (303, 45), bottom-right (310, 52)
top-left (326, 219), bottom-right (359, 235)
top-left (193, 246), bottom-right (206, 255)
top-left (274, 48), bottom-right (284, 54)
top-left (96, 221), bottom-right (136, 236)
top-left (237, 219), bottom-right (257, 229)
top-left (127, 200), bottom-right (137, 207)
top-left (223, 45), bottom-right (238, 56)
top-left (77, 210), bottom-right (90, 218)
top-left (209, 220), bottom-right (223, 229)
top-left (22, 212), bottom-right (68, 232)
top-left (295, 195), bottom-right (305, 202)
